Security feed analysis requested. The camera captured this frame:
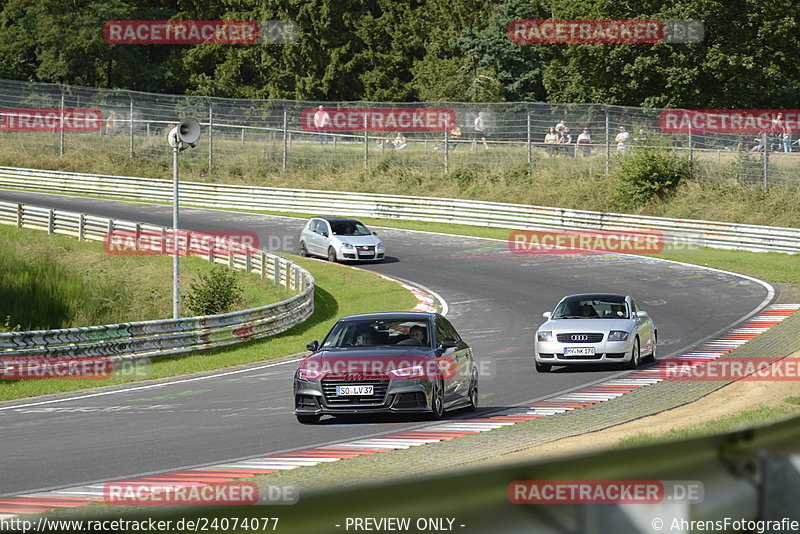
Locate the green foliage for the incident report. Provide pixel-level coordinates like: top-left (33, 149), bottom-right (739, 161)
top-left (186, 266), bottom-right (245, 316)
top-left (0, 0), bottom-right (798, 105)
top-left (611, 147), bottom-right (691, 208)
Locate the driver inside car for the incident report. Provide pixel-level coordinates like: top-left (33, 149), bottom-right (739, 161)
top-left (355, 330), bottom-right (375, 345)
top-left (397, 325), bottom-right (426, 345)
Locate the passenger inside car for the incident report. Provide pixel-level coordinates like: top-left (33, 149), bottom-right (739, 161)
top-left (355, 330), bottom-right (375, 345)
top-left (397, 325), bottom-right (427, 345)
top-left (610, 304), bottom-right (626, 317)
top-left (581, 304), bottom-right (599, 317)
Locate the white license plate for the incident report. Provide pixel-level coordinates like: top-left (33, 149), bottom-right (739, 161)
top-left (564, 347), bottom-right (596, 356)
top-left (336, 385), bottom-right (374, 396)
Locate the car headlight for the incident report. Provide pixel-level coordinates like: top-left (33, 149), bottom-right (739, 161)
top-left (537, 331), bottom-right (553, 342)
top-left (341, 243), bottom-right (354, 250)
top-left (608, 330), bottom-right (629, 341)
top-left (376, 242), bottom-right (384, 250)
top-left (388, 365), bottom-right (425, 379)
top-left (298, 368), bottom-right (323, 380)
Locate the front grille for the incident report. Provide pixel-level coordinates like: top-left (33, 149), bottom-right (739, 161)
top-left (356, 246), bottom-right (376, 258)
top-left (394, 392), bottom-right (426, 408)
top-left (557, 333), bottom-right (604, 343)
top-left (322, 379), bottom-right (389, 406)
top-left (559, 353), bottom-right (603, 360)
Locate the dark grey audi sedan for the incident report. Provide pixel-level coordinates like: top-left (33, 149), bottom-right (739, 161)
top-left (293, 312), bottom-right (478, 424)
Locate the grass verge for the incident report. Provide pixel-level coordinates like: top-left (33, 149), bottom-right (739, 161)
top-left (615, 396), bottom-right (800, 448)
top-left (0, 224), bottom-right (292, 331)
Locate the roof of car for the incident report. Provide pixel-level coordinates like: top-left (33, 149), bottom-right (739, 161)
top-left (562, 293), bottom-right (627, 301)
top-left (313, 216), bottom-right (363, 224)
top-left (339, 312), bottom-right (437, 321)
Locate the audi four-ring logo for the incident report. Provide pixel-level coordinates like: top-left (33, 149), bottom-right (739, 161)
top-left (571, 335), bottom-right (588, 341)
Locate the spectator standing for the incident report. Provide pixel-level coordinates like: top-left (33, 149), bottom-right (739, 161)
top-left (393, 132), bottom-right (407, 149)
top-left (313, 105), bottom-right (331, 145)
top-left (544, 127), bottom-right (558, 155)
top-left (633, 128), bottom-right (648, 146)
top-left (555, 119), bottom-right (566, 134)
top-left (576, 128), bottom-right (591, 157)
top-left (559, 126), bottom-right (574, 156)
top-left (472, 112), bottom-right (489, 151)
top-left (615, 126), bottom-right (630, 153)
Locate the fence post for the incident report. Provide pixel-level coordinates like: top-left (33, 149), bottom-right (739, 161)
top-left (604, 107), bottom-right (610, 175)
top-left (688, 126), bottom-right (694, 176)
top-left (282, 108), bottom-right (288, 172)
top-left (261, 251), bottom-right (267, 279)
top-left (16, 204), bottom-right (22, 228)
top-left (134, 223), bottom-right (141, 251)
top-left (444, 129), bottom-right (449, 173)
top-left (274, 256), bottom-right (281, 286)
top-left (129, 96), bottom-right (134, 160)
top-left (526, 109), bottom-right (532, 176)
top-left (48, 209), bottom-right (54, 234)
top-left (364, 116), bottom-right (369, 170)
top-left (78, 213), bottom-right (84, 241)
top-left (208, 105), bottom-right (214, 172)
top-left (763, 132), bottom-right (769, 189)
top-left (59, 87), bottom-right (65, 157)
top-left (241, 128), bottom-right (245, 147)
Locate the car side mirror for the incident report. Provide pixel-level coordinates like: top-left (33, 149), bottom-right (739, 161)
top-left (372, 231), bottom-right (378, 236)
top-left (542, 311), bottom-right (551, 319)
top-left (637, 311), bottom-right (648, 318)
top-left (321, 232), bottom-right (328, 238)
top-left (306, 340), bottom-right (319, 352)
top-left (438, 338), bottom-right (458, 352)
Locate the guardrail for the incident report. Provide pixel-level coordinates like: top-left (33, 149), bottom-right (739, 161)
top-left (151, 414), bottom-right (800, 533)
top-left (0, 200), bottom-right (314, 362)
top-left (0, 165), bottom-right (798, 254)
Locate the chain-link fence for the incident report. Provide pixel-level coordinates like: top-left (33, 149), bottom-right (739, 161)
top-left (0, 78), bottom-right (796, 187)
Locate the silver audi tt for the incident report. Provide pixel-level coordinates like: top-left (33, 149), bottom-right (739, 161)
top-left (534, 293), bottom-right (657, 372)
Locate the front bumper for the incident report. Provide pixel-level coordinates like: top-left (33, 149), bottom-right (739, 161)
top-left (535, 340), bottom-right (632, 365)
top-left (294, 379), bottom-right (431, 416)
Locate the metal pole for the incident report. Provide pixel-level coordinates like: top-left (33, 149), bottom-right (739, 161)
top-left (282, 109), bottom-right (288, 171)
top-left (526, 109), bottom-right (532, 175)
top-left (208, 106), bottom-right (213, 171)
top-left (364, 116), bottom-right (369, 170)
top-left (129, 97), bottom-right (134, 159)
top-left (604, 107), bottom-right (610, 175)
top-left (763, 132), bottom-right (769, 189)
top-left (59, 88), bottom-right (65, 157)
top-left (172, 144), bottom-right (180, 319)
top-left (241, 128), bottom-right (245, 147)
top-left (688, 126), bottom-right (694, 176)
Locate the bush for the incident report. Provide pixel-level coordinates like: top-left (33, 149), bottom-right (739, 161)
top-left (185, 266), bottom-right (244, 316)
top-left (611, 147), bottom-right (691, 209)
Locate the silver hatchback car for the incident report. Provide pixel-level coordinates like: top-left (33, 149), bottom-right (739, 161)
top-left (299, 217), bottom-right (385, 262)
top-left (535, 293), bottom-right (657, 372)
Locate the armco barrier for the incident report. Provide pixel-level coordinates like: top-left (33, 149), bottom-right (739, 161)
top-left (1, 165), bottom-right (798, 253)
top-left (0, 200), bottom-right (314, 362)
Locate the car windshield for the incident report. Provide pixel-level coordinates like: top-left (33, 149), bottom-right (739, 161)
top-left (321, 319), bottom-right (432, 349)
top-left (552, 298), bottom-right (629, 319)
top-left (331, 221), bottom-right (372, 236)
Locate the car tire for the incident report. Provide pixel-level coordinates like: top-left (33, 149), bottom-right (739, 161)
top-left (466, 372), bottom-right (478, 411)
top-left (627, 337), bottom-right (641, 370)
top-left (535, 361), bottom-right (552, 373)
top-left (296, 414), bottom-right (320, 424)
top-left (299, 241), bottom-right (308, 257)
top-left (429, 379), bottom-right (445, 420)
top-left (327, 246), bottom-right (337, 263)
